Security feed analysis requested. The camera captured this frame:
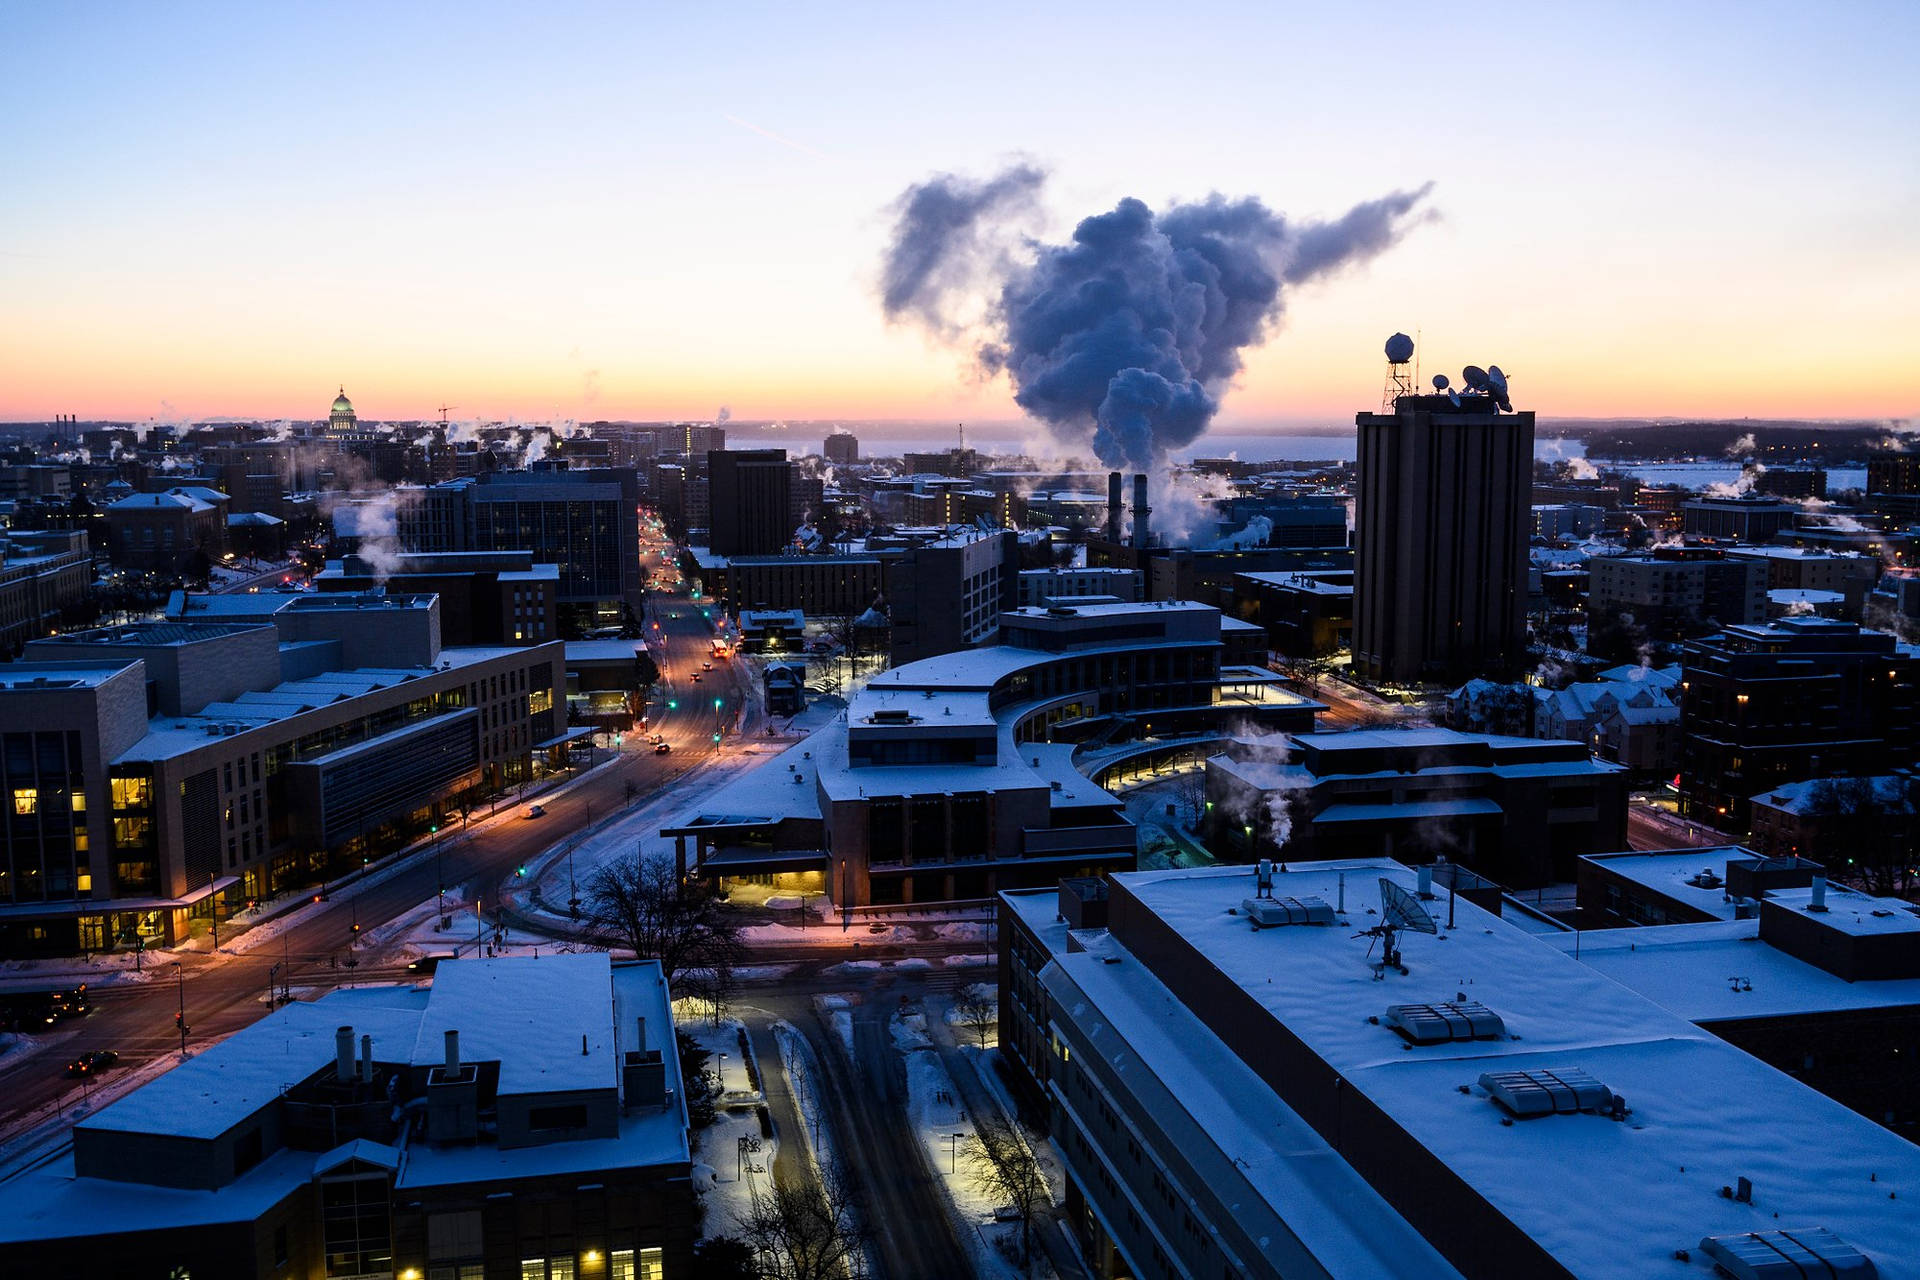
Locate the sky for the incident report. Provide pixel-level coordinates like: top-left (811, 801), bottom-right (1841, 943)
top-left (2, 1), bottom-right (1916, 433)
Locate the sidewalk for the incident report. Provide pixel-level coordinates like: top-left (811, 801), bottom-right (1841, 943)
top-left (927, 1005), bottom-right (1092, 1280)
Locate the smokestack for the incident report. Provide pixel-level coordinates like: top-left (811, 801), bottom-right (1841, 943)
top-left (635, 1016), bottom-right (648, 1056)
top-left (336, 1026), bottom-right (355, 1083)
top-left (1106, 472), bottom-right (1124, 543)
top-left (445, 1028), bottom-right (461, 1072)
top-left (360, 1034), bottom-right (373, 1083)
top-left (1131, 474), bottom-right (1151, 549)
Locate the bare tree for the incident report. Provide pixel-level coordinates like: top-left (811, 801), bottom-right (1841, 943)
top-left (963, 1119), bottom-right (1050, 1271)
top-left (953, 986), bottom-right (998, 1048)
top-left (739, 1158), bottom-right (872, 1280)
top-left (582, 849), bottom-right (745, 992)
top-left (1172, 769), bottom-right (1208, 832)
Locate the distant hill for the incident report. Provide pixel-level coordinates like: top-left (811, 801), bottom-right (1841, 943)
top-left (1538, 419), bottom-right (1904, 461)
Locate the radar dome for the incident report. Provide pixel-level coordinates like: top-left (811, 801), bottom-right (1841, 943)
top-left (1384, 333), bottom-right (1415, 364)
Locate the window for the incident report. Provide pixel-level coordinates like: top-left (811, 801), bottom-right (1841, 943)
top-left (11, 788), bottom-right (35, 816)
top-left (611, 1248), bottom-right (664, 1280)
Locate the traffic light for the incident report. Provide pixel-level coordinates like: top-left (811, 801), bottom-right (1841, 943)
top-left (517, 864), bottom-right (527, 877)
top-left (713, 697), bottom-right (723, 709)
top-left (430, 824), bottom-right (439, 834)
top-left (712, 733), bottom-right (721, 744)
top-left (667, 699), bottom-right (678, 710)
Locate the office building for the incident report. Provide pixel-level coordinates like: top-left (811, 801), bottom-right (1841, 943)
top-left (823, 431), bottom-right (860, 465)
top-left (0, 954), bottom-right (693, 1278)
top-left (706, 449), bottom-right (792, 556)
top-left (1679, 618), bottom-right (1920, 830)
top-left (664, 601), bottom-right (1320, 907)
top-left (0, 529), bottom-right (93, 650)
top-left (887, 528), bottom-right (1019, 666)
top-left (1681, 496), bottom-right (1799, 543)
top-left (1353, 395), bottom-right (1533, 684)
top-left (997, 861), bottom-right (1920, 1280)
top-left (1016, 567), bottom-right (1144, 609)
top-left (1230, 569), bottom-right (1354, 657)
top-left (3, 596), bottom-right (564, 955)
top-left (1205, 727), bottom-right (1628, 888)
top-left (1587, 550), bottom-right (1767, 651)
top-left (314, 551), bottom-right (560, 647)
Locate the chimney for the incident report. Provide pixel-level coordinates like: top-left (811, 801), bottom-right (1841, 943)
top-left (1809, 875), bottom-right (1828, 912)
top-left (1417, 865), bottom-right (1434, 899)
top-left (335, 1026), bottom-right (355, 1083)
top-left (635, 1016), bottom-right (648, 1056)
top-left (360, 1034), bottom-right (373, 1083)
top-left (1131, 474), bottom-right (1151, 549)
top-left (1106, 472), bottom-right (1124, 543)
top-left (445, 1028), bottom-right (461, 1071)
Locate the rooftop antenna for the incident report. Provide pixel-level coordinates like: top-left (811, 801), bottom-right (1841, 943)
top-left (1357, 878), bottom-right (1438, 978)
top-left (1382, 333), bottom-right (1415, 412)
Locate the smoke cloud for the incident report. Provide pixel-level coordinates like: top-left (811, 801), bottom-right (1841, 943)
top-left (882, 167), bottom-right (1434, 471)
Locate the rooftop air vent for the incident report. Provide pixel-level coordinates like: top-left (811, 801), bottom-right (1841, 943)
top-left (1479, 1067), bottom-right (1613, 1117)
top-left (1698, 1228), bottom-right (1878, 1280)
top-left (1385, 1001), bottom-right (1507, 1045)
top-left (1688, 869), bottom-right (1725, 890)
top-left (1242, 896), bottom-right (1334, 928)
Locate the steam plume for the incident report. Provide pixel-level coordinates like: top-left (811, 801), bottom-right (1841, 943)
top-left (882, 167), bottom-right (1434, 470)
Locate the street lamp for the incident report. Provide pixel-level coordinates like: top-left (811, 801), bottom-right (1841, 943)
top-left (947, 1133), bottom-right (967, 1173)
top-left (172, 962), bottom-right (188, 1057)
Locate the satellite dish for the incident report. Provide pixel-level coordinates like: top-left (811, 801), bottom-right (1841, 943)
top-left (1431, 373), bottom-right (1451, 391)
top-left (1462, 366), bottom-right (1491, 392)
top-left (1446, 389), bottom-right (1462, 408)
top-left (1384, 333), bottom-right (1415, 364)
top-left (1380, 878), bottom-right (1439, 935)
top-left (1485, 365), bottom-right (1509, 396)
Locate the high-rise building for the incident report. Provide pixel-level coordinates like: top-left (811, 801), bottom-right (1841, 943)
top-left (823, 431), bottom-right (860, 465)
top-left (1353, 394), bottom-right (1533, 684)
top-left (706, 449), bottom-right (792, 556)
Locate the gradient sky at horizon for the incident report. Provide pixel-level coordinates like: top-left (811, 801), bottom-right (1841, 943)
top-left (2, 1), bottom-right (1916, 431)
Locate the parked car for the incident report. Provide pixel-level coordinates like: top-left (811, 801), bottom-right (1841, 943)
top-left (524, 804), bottom-right (547, 819)
top-left (64, 1050), bottom-right (120, 1078)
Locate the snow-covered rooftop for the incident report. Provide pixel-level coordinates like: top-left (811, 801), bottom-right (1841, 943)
top-left (1100, 861), bottom-right (1920, 1279)
top-left (412, 953), bottom-right (617, 1097)
top-left (1580, 848), bottom-right (1759, 921)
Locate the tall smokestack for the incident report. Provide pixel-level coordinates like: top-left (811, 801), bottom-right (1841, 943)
top-left (1132, 474), bottom-right (1151, 549)
top-left (1106, 472), bottom-right (1124, 543)
top-left (336, 1026), bottom-right (355, 1083)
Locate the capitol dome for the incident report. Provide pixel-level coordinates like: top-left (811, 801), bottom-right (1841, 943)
top-left (331, 389), bottom-right (353, 414)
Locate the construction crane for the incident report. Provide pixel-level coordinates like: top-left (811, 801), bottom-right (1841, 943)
top-left (435, 404), bottom-right (459, 425)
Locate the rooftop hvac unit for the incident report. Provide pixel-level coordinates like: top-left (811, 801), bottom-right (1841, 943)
top-left (1242, 896), bottom-right (1334, 928)
top-left (1698, 1228), bottom-right (1878, 1280)
top-left (1479, 1067), bottom-right (1614, 1117)
top-left (1385, 1001), bottom-right (1507, 1045)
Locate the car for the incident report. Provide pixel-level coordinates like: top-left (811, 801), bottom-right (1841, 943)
top-left (702, 661), bottom-right (714, 671)
top-left (524, 804), bottom-right (546, 819)
top-left (64, 1050), bottom-right (120, 1078)
top-left (691, 673), bottom-right (702, 682)
top-left (654, 742), bottom-right (673, 755)
top-left (407, 952), bottom-right (457, 975)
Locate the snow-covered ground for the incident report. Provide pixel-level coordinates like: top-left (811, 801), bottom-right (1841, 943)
top-left (895, 1010), bottom-right (1056, 1280)
top-left (681, 1014), bottom-right (777, 1243)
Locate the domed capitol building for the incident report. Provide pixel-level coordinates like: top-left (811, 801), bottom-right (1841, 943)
top-left (328, 386), bottom-right (356, 431)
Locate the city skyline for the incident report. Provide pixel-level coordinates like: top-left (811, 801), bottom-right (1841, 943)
top-left (3, 3), bottom-right (1916, 428)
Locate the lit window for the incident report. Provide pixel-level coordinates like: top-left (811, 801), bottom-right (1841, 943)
top-left (12, 789), bottom-right (36, 816)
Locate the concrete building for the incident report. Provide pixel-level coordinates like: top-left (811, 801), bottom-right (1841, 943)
top-left (723, 553), bottom-right (885, 620)
top-left (1353, 395), bottom-right (1533, 685)
top-left (0, 529), bottom-right (93, 651)
top-left (706, 449), bottom-right (792, 556)
top-left (664, 601), bottom-right (1321, 908)
top-left (997, 861), bottom-right (1920, 1280)
top-left (1231, 569), bottom-right (1354, 657)
top-left (887, 528), bottom-right (1019, 666)
top-left (1681, 496), bottom-right (1798, 543)
top-left (2, 597), bottom-right (564, 955)
top-left (1722, 545), bottom-right (1880, 616)
top-left (1567, 850), bottom-right (1920, 1133)
top-left (1587, 549), bottom-right (1767, 647)
top-left (1016, 567), bottom-right (1144, 609)
top-left (1205, 727), bottom-right (1628, 888)
top-left (0, 955), bottom-right (693, 1278)
top-left (1531, 503), bottom-right (1604, 540)
top-left (1679, 618), bottom-right (1920, 830)
top-left (313, 550), bottom-right (561, 647)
